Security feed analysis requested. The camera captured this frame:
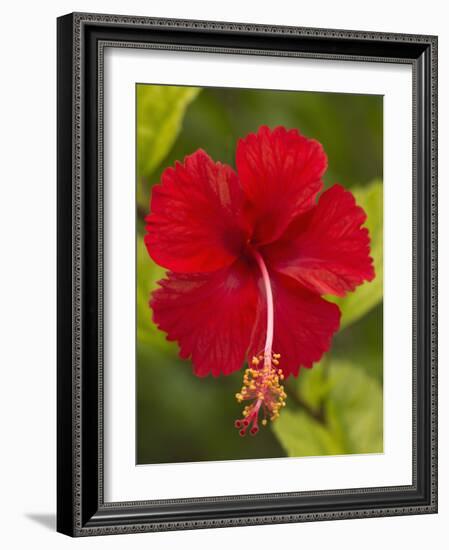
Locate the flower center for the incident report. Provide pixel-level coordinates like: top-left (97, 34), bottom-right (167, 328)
top-left (234, 250), bottom-right (287, 436)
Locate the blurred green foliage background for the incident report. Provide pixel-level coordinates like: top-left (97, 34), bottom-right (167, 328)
top-left (136, 84), bottom-right (383, 464)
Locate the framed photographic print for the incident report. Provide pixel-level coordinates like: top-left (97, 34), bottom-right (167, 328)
top-left (57, 12), bottom-right (438, 536)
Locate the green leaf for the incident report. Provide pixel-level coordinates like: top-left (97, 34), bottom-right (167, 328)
top-left (137, 85), bottom-right (200, 179)
top-left (327, 180), bottom-right (383, 330)
top-left (325, 360), bottom-right (383, 454)
top-left (274, 359), bottom-right (383, 457)
top-left (295, 357), bottom-right (331, 411)
top-left (272, 408), bottom-right (345, 456)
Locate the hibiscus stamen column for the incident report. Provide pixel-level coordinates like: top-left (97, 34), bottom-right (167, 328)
top-left (254, 250), bottom-right (274, 365)
top-left (234, 250), bottom-right (287, 436)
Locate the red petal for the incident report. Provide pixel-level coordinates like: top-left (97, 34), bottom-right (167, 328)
top-left (263, 184), bottom-right (375, 297)
top-left (145, 150), bottom-right (249, 273)
top-left (151, 260), bottom-right (258, 377)
top-left (249, 273), bottom-right (341, 377)
top-left (236, 126), bottom-right (326, 245)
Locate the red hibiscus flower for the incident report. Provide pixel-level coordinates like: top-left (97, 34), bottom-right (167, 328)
top-left (145, 126), bottom-right (374, 436)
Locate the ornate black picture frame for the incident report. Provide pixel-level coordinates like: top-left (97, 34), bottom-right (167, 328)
top-left (57, 12), bottom-right (438, 537)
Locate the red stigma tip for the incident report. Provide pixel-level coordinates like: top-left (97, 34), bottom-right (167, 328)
top-left (234, 420), bottom-right (242, 428)
top-left (239, 429), bottom-right (246, 437)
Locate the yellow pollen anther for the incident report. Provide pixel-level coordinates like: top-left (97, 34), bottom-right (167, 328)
top-left (234, 352), bottom-right (287, 436)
